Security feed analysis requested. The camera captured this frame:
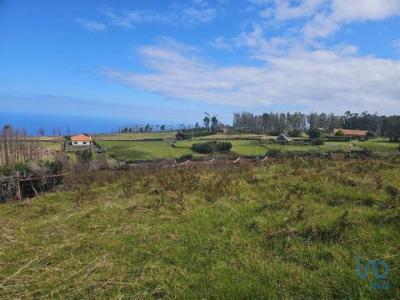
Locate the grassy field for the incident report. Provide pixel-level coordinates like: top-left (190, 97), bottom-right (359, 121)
top-left (0, 158), bottom-right (399, 298)
top-left (98, 138), bottom-right (399, 161)
top-left (94, 132), bottom-right (176, 141)
top-left (98, 140), bottom-right (193, 161)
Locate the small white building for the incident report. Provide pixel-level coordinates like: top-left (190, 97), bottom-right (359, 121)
top-left (69, 134), bottom-right (93, 146)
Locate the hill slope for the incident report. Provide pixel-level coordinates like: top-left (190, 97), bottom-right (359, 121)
top-left (1, 159), bottom-right (399, 298)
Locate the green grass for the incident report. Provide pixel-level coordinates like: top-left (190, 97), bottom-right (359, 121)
top-left (98, 138), bottom-right (399, 161)
top-left (98, 140), bottom-right (192, 161)
top-left (356, 139), bottom-right (399, 152)
top-left (94, 132), bottom-right (176, 141)
top-left (0, 158), bottom-right (399, 298)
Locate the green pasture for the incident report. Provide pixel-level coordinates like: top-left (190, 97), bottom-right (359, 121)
top-left (98, 138), bottom-right (399, 161)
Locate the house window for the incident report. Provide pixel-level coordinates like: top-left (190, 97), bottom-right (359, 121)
top-left (73, 142), bottom-right (78, 145)
top-left (83, 142), bottom-right (87, 145)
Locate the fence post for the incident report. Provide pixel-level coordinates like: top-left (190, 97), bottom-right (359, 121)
top-left (15, 174), bottom-right (22, 201)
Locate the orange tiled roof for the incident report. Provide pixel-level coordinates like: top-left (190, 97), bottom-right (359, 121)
top-left (70, 134), bottom-right (92, 142)
top-left (333, 129), bottom-right (368, 137)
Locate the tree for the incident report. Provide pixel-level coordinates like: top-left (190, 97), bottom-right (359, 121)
top-left (308, 128), bottom-right (321, 139)
top-left (203, 113), bottom-right (210, 130)
top-left (211, 115), bottom-right (218, 131)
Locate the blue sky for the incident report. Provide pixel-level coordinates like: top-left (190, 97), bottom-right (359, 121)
top-left (1, 0), bottom-right (400, 131)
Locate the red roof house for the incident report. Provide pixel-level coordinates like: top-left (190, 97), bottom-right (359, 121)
top-left (69, 134), bottom-right (93, 146)
top-left (333, 129), bottom-right (368, 137)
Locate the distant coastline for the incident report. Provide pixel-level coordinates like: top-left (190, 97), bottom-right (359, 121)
top-left (0, 112), bottom-right (182, 136)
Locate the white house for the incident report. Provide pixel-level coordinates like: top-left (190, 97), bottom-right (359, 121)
top-left (69, 134), bottom-right (93, 146)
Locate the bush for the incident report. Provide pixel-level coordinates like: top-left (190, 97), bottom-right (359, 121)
top-left (75, 150), bottom-right (93, 163)
top-left (311, 138), bottom-right (325, 145)
top-left (366, 131), bottom-right (376, 138)
top-left (308, 128), bottom-right (321, 139)
top-left (335, 130), bottom-right (345, 137)
top-left (215, 141), bottom-right (232, 152)
top-left (192, 142), bottom-right (214, 154)
top-left (191, 141), bottom-right (232, 154)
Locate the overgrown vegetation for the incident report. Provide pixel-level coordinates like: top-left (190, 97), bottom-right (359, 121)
top-left (0, 158), bottom-right (399, 298)
top-left (191, 141), bottom-right (232, 154)
top-left (0, 160), bottom-right (64, 203)
top-left (0, 125), bottom-right (44, 167)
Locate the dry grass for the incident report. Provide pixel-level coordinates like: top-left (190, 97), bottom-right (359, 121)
top-left (0, 158), bottom-right (399, 298)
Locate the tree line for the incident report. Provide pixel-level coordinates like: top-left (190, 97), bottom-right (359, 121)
top-left (233, 111), bottom-right (400, 140)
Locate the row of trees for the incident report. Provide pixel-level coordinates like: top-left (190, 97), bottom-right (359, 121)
top-left (233, 112), bottom-right (309, 136)
top-left (233, 111), bottom-right (400, 140)
top-left (118, 124), bottom-right (169, 134)
top-left (0, 125), bottom-right (43, 167)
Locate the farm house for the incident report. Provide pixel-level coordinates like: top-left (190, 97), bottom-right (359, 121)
top-left (276, 134), bottom-right (293, 145)
top-left (64, 134), bottom-right (96, 151)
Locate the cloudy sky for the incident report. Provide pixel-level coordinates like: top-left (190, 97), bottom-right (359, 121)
top-left (1, 0), bottom-right (400, 126)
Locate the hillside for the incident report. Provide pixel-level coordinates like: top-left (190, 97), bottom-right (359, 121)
top-left (0, 158), bottom-right (399, 298)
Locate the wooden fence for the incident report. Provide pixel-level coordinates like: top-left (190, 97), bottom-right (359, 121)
top-left (0, 172), bottom-right (69, 202)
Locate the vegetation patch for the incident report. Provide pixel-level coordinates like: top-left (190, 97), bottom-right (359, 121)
top-left (0, 158), bottom-right (399, 298)
top-left (191, 141), bottom-right (232, 154)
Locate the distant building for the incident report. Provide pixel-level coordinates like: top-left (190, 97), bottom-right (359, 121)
top-left (64, 134), bottom-right (95, 151)
top-left (276, 134), bottom-right (294, 145)
top-left (333, 129), bottom-right (368, 138)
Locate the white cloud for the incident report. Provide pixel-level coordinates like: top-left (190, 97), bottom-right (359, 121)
top-left (100, 2), bottom-right (218, 29)
top-left (274, 0), bottom-right (326, 20)
top-left (103, 43), bottom-right (400, 114)
top-left (331, 0), bottom-right (400, 21)
top-left (210, 36), bottom-right (233, 51)
top-left (181, 7), bottom-right (217, 23)
top-left (101, 9), bottom-right (173, 28)
top-left (75, 18), bottom-right (107, 32)
top-left (305, 0), bottom-right (400, 38)
top-left (253, 0), bottom-right (400, 38)
top-left (234, 25), bottom-right (291, 57)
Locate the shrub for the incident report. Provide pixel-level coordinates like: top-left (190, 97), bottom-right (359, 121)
top-left (311, 138), bottom-right (325, 145)
top-left (266, 149), bottom-right (282, 157)
top-left (335, 130), bottom-right (345, 137)
top-left (308, 128), bottom-right (321, 139)
top-left (366, 131), bottom-right (376, 138)
top-left (192, 142), bottom-right (214, 154)
top-left (215, 141), bottom-right (232, 152)
top-left (191, 141), bottom-right (232, 154)
top-left (75, 150), bottom-right (93, 163)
